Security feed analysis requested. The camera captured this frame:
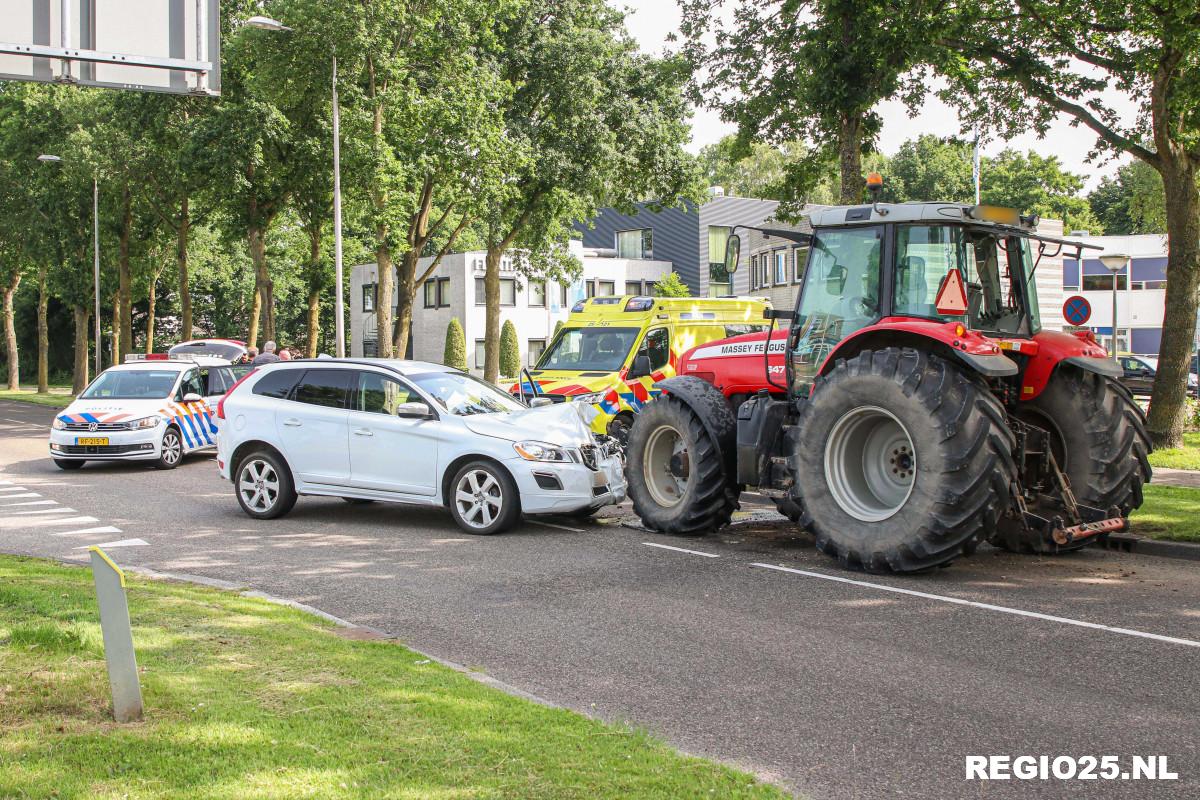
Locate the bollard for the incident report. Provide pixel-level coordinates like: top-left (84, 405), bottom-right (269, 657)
top-left (88, 546), bottom-right (143, 723)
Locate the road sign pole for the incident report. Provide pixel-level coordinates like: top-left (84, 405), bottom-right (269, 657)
top-left (89, 546), bottom-right (143, 723)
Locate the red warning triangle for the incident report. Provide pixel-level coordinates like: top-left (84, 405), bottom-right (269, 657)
top-left (935, 268), bottom-right (969, 316)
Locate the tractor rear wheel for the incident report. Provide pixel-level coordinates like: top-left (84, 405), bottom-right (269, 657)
top-left (793, 348), bottom-right (1016, 573)
top-left (627, 395), bottom-right (738, 535)
top-left (993, 367), bottom-right (1152, 554)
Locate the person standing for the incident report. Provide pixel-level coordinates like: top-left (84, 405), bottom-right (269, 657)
top-left (252, 341), bottom-right (281, 366)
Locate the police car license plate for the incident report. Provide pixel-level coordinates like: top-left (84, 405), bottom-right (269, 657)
top-left (76, 437), bottom-right (109, 446)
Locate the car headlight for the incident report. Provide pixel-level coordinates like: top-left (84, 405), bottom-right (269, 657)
top-left (52, 418), bottom-right (66, 430)
top-left (514, 440), bottom-right (571, 462)
top-left (570, 387), bottom-right (613, 405)
top-left (128, 416), bottom-right (160, 430)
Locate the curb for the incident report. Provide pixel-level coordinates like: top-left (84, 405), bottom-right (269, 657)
top-left (59, 559), bottom-right (564, 711)
top-left (1092, 534), bottom-right (1200, 562)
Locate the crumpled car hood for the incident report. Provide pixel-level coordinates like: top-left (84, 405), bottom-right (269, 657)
top-left (462, 401), bottom-right (595, 445)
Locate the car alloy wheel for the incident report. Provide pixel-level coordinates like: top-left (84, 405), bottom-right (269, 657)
top-left (160, 430), bottom-right (182, 465)
top-left (454, 468), bottom-right (505, 530)
top-left (239, 458), bottom-right (281, 514)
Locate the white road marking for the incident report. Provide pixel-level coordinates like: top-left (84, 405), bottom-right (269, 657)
top-left (0, 486), bottom-right (30, 492)
top-left (0, 494), bottom-right (42, 502)
top-left (74, 538), bottom-right (147, 549)
top-left (643, 542), bottom-right (720, 558)
top-left (0, 499), bottom-right (55, 507)
top-left (56, 526), bottom-right (123, 536)
top-left (752, 563), bottom-right (1200, 650)
top-left (0, 515), bottom-right (98, 529)
top-left (7, 507), bottom-right (77, 515)
top-left (527, 519), bottom-right (585, 533)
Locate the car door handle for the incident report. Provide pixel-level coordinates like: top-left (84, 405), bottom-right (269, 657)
top-left (282, 418), bottom-right (303, 427)
top-left (352, 428), bottom-right (373, 437)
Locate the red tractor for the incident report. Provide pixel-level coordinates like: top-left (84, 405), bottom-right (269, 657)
top-left (625, 189), bottom-right (1152, 573)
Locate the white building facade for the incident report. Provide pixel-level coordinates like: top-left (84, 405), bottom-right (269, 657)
top-left (349, 241), bottom-right (671, 373)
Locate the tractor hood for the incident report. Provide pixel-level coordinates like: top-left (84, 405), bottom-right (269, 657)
top-left (462, 401), bottom-right (597, 446)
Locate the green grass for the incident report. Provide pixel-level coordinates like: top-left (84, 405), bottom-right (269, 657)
top-left (0, 387), bottom-right (75, 408)
top-left (1147, 432), bottom-right (1200, 471)
top-left (0, 556), bottom-right (786, 800)
top-left (1130, 485), bottom-right (1200, 542)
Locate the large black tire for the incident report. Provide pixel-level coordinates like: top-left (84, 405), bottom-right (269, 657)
top-left (994, 367), bottom-right (1152, 553)
top-left (793, 348), bottom-right (1016, 573)
top-left (627, 394), bottom-right (738, 535)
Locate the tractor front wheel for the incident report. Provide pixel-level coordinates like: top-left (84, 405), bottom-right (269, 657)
top-left (793, 348), bottom-right (1016, 573)
top-left (627, 395), bottom-right (739, 535)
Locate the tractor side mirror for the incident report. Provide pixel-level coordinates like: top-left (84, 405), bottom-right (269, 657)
top-left (724, 234), bottom-right (741, 274)
top-left (628, 354), bottom-right (653, 380)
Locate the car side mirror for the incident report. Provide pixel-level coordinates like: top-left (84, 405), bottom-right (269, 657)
top-left (529, 397), bottom-right (553, 408)
top-left (396, 402), bottom-right (433, 419)
top-left (628, 354), bottom-right (653, 380)
top-left (182, 392), bottom-right (204, 403)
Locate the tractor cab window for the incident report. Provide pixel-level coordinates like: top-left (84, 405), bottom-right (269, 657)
top-left (789, 226), bottom-right (882, 393)
top-left (893, 225), bottom-right (1038, 336)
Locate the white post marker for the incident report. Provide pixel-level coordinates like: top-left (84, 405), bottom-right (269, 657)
top-left (88, 546), bottom-right (143, 722)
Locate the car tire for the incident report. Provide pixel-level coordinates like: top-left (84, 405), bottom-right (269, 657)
top-left (155, 426), bottom-right (184, 470)
top-left (448, 460), bottom-right (520, 535)
top-left (234, 450), bottom-right (297, 520)
top-left (53, 458), bottom-right (84, 470)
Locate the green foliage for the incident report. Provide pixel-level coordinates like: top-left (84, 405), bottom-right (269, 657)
top-left (499, 319), bottom-right (521, 377)
top-left (653, 272), bottom-right (691, 298)
top-left (443, 318), bottom-right (468, 371)
top-left (1089, 161), bottom-right (1168, 235)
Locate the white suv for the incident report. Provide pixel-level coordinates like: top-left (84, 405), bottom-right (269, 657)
top-left (214, 359), bottom-right (626, 535)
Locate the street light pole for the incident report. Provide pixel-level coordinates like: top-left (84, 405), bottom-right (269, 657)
top-left (1099, 253), bottom-right (1130, 361)
top-left (246, 15), bottom-right (345, 356)
top-left (93, 176), bottom-right (101, 377)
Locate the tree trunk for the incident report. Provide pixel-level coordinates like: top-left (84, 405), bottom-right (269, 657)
top-left (306, 230), bottom-right (321, 358)
top-left (36, 267), bottom-right (48, 393)
top-left (146, 272), bottom-right (157, 354)
top-left (117, 185), bottom-right (133, 361)
top-left (111, 292), bottom-right (121, 365)
top-left (391, 250), bottom-right (417, 359)
top-left (484, 246), bottom-right (503, 383)
top-left (1145, 156), bottom-right (1200, 449)
top-left (2, 272), bottom-right (20, 391)
top-left (837, 113), bottom-right (865, 205)
top-left (72, 305), bottom-right (90, 393)
top-left (178, 197), bottom-right (192, 341)
top-left (247, 223), bottom-right (274, 349)
top-left (374, 240), bottom-right (393, 358)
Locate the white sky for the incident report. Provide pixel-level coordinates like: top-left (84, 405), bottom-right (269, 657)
top-left (615, 0), bottom-right (1137, 189)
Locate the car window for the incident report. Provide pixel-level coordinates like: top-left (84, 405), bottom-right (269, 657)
top-left (355, 372), bottom-right (424, 415)
top-left (207, 364), bottom-right (253, 396)
top-left (253, 368), bottom-right (303, 399)
top-left (175, 369), bottom-right (206, 401)
top-left (636, 328), bottom-right (671, 372)
top-left (293, 369), bottom-right (353, 409)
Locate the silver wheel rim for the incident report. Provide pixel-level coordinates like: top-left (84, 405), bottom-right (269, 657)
top-left (643, 424), bottom-right (689, 508)
top-left (454, 469), bottom-right (504, 530)
top-left (824, 405), bottom-right (916, 522)
top-left (161, 431), bottom-right (182, 465)
top-left (239, 458), bottom-right (280, 513)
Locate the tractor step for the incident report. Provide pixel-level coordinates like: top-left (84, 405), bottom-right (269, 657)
top-left (1051, 516), bottom-right (1127, 547)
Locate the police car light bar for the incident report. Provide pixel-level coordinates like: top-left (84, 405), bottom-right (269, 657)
top-left (124, 353), bottom-right (170, 362)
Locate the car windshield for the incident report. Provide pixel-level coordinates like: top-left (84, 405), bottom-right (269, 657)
top-left (537, 327), bottom-right (640, 371)
top-left (408, 372), bottom-right (526, 416)
top-left (80, 369), bottom-right (179, 399)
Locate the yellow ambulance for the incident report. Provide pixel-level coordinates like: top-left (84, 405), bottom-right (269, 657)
top-left (513, 295), bottom-right (771, 441)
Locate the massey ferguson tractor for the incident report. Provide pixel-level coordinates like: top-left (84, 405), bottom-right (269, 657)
top-left (625, 181), bottom-right (1152, 573)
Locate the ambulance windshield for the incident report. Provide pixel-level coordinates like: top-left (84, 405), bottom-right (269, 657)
top-left (537, 327), bottom-right (640, 372)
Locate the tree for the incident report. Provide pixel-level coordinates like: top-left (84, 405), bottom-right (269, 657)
top-left (697, 136), bottom-right (837, 203)
top-left (1089, 161), bottom-right (1169, 235)
top-left (679, 0), bottom-right (945, 207)
top-left (499, 319), bottom-right (521, 378)
top-left (443, 318), bottom-right (468, 371)
top-left (945, 0), bottom-right (1200, 448)
top-left (653, 272), bottom-right (691, 297)
top-left (883, 135), bottom-right (975, 204)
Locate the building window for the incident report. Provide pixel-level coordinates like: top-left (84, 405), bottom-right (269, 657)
top-left (625, 280), bottom-right (643, 296)
top-left (363, 283), bottom-right (376, 312)
top-left (474, 340), bottom-right (487, 369)
top-left (528, 279), bottom-right (546, 307)
top-left (793, 246), bottom-right (809, 283)
top-left (1143, 280), bottom-right (1167, 290)
top-left (616, 228), bottom-right (653, 259)
top-left (597, 280), bottom-right (615, 296)
top-left (1082, 274), bottom-right (1128, 291)
top-left (560, 283), bottom-right (570, 307)
top-left (475, 277), bottom-right (517, 306)
top-left (586, 279), bottom-right (596, 298)
top-left (774, 250), bottom-right (788, 285)
top-left (708, 226), bottom-right (732, 296)
top-left (423, 277), bottom-right (449, 309)
top-left (528, 339), bottom-right (547, 366)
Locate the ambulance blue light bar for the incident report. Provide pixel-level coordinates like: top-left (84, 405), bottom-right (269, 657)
top-left (625, 297), bottom-right (655, 311)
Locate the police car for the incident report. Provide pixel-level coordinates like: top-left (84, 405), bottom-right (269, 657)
top-left (49, 355), bottom-right (250, 470)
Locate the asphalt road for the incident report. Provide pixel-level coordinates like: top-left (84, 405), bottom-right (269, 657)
top-left (2, 399), bottom-right (1198, 799)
